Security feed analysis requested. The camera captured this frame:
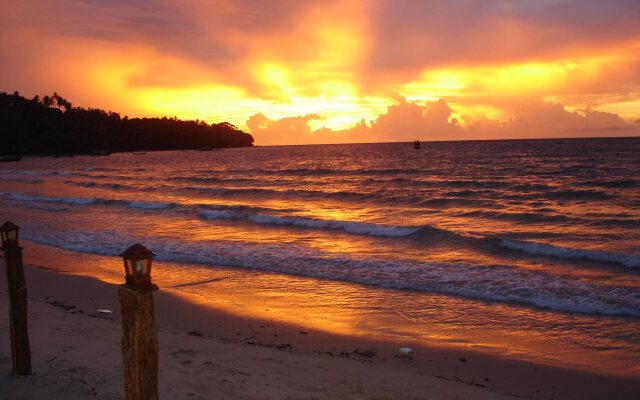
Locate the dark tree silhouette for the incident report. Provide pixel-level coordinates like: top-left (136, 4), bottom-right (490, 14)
top-left (0, 92), bottom-right (254, 155)
top-left (42, 95), bottom-right (52, 108)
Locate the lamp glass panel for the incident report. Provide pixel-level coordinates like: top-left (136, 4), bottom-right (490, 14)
top-left (125, 260), bottom-right (134, 277)
top-left (8, 231), bottom-right (16, 241)
top-left (0, 232), bottom-right (6, 242)
top-left (135, 259), bottom-right (146, 276)
top-left (136, 259), bottom-right (150, 276)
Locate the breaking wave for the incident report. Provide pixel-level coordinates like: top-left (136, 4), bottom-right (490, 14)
top-left (21, 230), bottom-right (640, 317)
top-left (500, 239), bottom-right (640, 268)
top-left (4, 191), bottom-right (639, 269)
top-left (198, 209), bottom-right (422, 237)
top-left (4, 193), bottom-right (175, 211)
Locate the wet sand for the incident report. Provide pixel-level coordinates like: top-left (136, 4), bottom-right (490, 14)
top-left (1, 265), bottom-right (638, 399)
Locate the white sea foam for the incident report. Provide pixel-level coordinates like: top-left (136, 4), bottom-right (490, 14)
top-left (65, 180), bottom-right (130, 190)
top-left (198, 209), bottom-right (241, 219)
top-left (198, 210), bottom-right (421, 237)
top-left (23, 203), bottom-right (70, 212)
top-left (4, 192), bottom-right (176, 211)
top-left (500, 239), bottom-right (640, 268)
top-left (8, 193), bottom-right (96, 205)
top-left (14, 170), bottom-right (73, 177)
top-left (22, 230), bottom-right (640, 317)
top-left (126, 201), bottom-right (175, 210)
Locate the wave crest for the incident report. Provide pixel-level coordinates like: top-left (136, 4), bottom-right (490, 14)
top-left (500, 239), bottom-right (640, 268)
top-left (22, 231), bottom-right (640, 317)
top-left (198, 209), bottom-right (422, 237)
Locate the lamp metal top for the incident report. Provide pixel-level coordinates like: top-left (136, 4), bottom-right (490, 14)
top-left (119, 243), bottom-right (155, 260)
top-left (0, 221), bottom-right (19, 232)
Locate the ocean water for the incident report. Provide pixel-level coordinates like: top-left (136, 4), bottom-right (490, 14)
top-left (1, 138), bottom-right (639, 376)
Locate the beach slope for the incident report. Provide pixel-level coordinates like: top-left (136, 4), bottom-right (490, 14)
top-left (1, 266), bottom-right (637, 399)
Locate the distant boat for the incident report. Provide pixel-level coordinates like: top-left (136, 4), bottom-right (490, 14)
top-left (413, 140), bottom-right (421, 149)
top-left (0, 155), bottom-right (21, 162)
top-left (132, 152), bottom-right (146, 155)
top-left (196, 146), bottom-right (217, 151)
top-left (53, 153), bottom-right (74, 158)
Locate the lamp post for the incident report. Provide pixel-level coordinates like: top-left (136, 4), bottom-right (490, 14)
top-left (0, 221), bottom-right (31, 375)
top-left (119, 243), bottom-right (159, 400)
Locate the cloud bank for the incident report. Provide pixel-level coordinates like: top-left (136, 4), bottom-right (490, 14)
top-left (249, 97), bottom-right (639, 145)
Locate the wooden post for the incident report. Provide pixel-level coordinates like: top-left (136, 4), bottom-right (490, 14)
top-left (119, 243), bottom-right (159, 400)
top-left (119, 286), bottom-right (158, 400)
top-left (2, 241), bottom-right (32, 375)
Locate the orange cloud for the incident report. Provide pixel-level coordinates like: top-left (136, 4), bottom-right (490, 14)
top-left (248, 98), bottom-right (639, 144)
top-left (247, 113), bottom-right (325, 145)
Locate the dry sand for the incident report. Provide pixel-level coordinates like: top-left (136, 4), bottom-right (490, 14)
top-left (1, 265), bottom-right (638, 399)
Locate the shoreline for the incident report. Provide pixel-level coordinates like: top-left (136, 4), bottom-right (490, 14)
top-left (1, 264), bottom-right (638, 399)
top-left (18, 239), bottom-right (640, 378)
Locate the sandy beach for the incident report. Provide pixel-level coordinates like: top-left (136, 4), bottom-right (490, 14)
top-left (1, 263), bottom-right (637, 400)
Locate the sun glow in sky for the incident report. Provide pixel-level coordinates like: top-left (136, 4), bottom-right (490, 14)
top-left (1, 0), bottom-right (639, 145)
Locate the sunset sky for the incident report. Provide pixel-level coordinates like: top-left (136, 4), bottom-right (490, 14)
top-left (1, 0), bottom-right (639, 145)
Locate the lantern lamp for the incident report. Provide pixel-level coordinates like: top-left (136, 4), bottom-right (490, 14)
top-left (0, 221), bottom-right (20, 247)
top-left (119, 243), bottom-right (157, 291)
